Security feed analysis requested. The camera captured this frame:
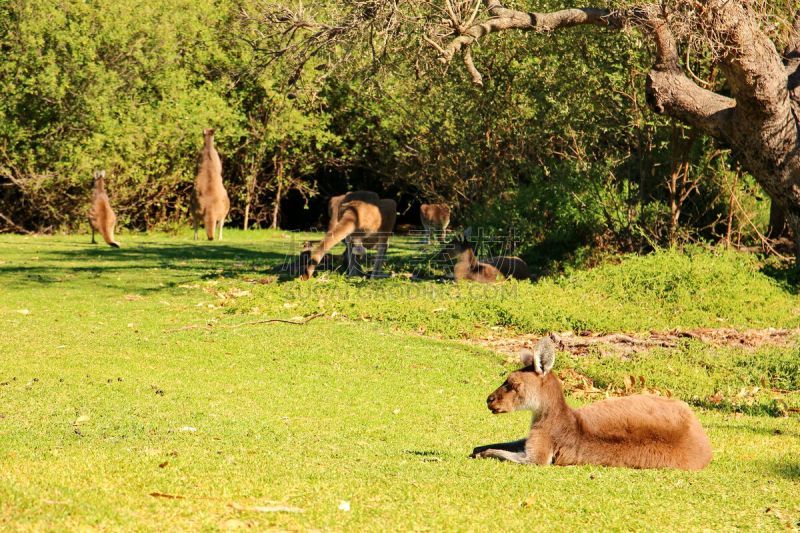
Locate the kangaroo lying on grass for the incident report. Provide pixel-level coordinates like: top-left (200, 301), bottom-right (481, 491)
top-left (420, 203), bottom-right (450, 243)
top-left (89, 170), bottom-right (120, 248)
top-left (192, 128), bottom-right (230, 241)
top-left (439, 234), bottom-right (502, 283)
top-left (472, 336), bottom-right (712, 470)
top-left (302, 198), bottom-right (397, 280)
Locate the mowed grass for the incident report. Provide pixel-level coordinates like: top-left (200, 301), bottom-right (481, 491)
top-left (0, 230), bottom-right (799, 531)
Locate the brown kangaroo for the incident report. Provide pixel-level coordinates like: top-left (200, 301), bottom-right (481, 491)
top-left (302, 198), bottom-right (397, 280)
top-left (89, 170), bottom-right (120, 248)
top-left (420, 203), bottom-right (450, 243)
top-left (441, 235), bottom-right (503, 283)
top-left (192, 128), bottom-right (230, 241)
top-left (472, 337), bottom-right (712, 470)
top-left (485, 256), bottom-right (531, 280)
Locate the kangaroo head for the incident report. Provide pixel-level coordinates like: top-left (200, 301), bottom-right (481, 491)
top-left (203, 128), bottom-right (215, 138)
top-left (486, 337), bottom-right (556, 414)
top-left (93, 170), bottom-right (106, 187)
top-left (437, 233), bottom-right (473, 261)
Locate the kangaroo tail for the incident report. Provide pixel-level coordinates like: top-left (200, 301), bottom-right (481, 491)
top-left (100, 228), bottom-right (118, 248)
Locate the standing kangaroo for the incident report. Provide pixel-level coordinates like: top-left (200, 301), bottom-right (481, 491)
top-left (89, 170), bottom-right (120, 248)
top-left (192, 128), bottom-right (230, 241)
top-left (302, 198), bottom-right (397, 280)
top-left (420, 203), bottom-right (450, 243)
top-left (472, 337), bottom-right (712, 470)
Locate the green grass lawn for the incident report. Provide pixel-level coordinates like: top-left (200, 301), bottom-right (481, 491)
top-left (1, 230), bottom-right (799, 530)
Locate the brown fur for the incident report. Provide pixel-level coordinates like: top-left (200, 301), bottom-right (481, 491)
top-left (192, 128), bottom-right (230, 241)
top-left (420, 203), bottom-right (450, 243)
top-left (442, 236), bottom-right (503, 283)
top-left (302, 198), bottom-right (397, 280)
top-left (89, 171), bottom-right (119, 248)
top-left (328, 191), bottom-right (380, 233)
top-left (485, 256), bottom-right (531, 280)
top-left (472, 337), bottom-right (712, 470)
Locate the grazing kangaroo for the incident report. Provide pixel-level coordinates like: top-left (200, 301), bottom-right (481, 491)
top-left (302, 198), bottom-right (397, 280)
top-left (441, 235), bottom-right (503, 283)
top-left (89, 170), bottom-right (120, 248)
top-left (472, 337), bottom-right (712, 470)
top-left (485, 256), bottom-right (531, 280)
top-left (192, 128), bottom-right (230, 241)
top-left (328, 191), bottom-right (381, 270)
top-left (420, 203), bottom-right (450, 243)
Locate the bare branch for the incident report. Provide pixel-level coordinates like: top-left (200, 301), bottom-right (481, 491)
top-left (439, 5), bottom-right (624, 64)
top-left (639, 6), bottom-right (735, 140)
top-left (463, 46), bottom-right (482, 85)
top-left (698, 0), bottom-right (790, 119)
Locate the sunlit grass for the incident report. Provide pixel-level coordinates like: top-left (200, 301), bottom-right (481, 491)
top-left (0, 232), bottom-right (798, 530)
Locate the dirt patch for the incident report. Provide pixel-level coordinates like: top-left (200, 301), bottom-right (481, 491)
top-left (475, 328), bottom-right (800, 359)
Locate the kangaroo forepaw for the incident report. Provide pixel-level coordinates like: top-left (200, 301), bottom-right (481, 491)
top-left (470, 445), bottom-right (492, 458)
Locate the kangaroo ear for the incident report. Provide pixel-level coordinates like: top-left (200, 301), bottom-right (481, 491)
top-left (520, 349), bottom-right (536, 368)
top-left (533, 336), bottom-right (556, 375)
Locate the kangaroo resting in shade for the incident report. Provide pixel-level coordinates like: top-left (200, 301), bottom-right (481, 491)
top-left (89, 170), bottom-right (120, 248)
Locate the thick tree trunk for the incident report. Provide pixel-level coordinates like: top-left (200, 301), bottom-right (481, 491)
top-left (767, 202), bottom-right (788, 239)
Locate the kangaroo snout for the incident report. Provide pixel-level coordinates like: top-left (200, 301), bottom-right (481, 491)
top-left (486, 394), bottom-right (502, 414)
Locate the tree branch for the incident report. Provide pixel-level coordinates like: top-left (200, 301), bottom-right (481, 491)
top-left (437, 2), bottom-right (735, 140)
top-left (703, 0), bottom-right (790, 120)
top-left (439, 4), bottom-right (624, 64)
top-left (640, 6), bottom-right (735, 140)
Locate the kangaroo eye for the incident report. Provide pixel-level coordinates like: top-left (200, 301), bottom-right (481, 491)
top-left (504, 381), bottom-right (514, 391)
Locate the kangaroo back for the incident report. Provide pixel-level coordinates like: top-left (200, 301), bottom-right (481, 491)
top-left (193, 128), bottom-right (229, 240)
top-left (485, 256), bottom-right (530, 280)
top-left (328, 191), bottom-right (380, 233)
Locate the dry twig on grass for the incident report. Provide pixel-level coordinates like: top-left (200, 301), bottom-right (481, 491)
top-left (164, 312), bottom-right (324, 333)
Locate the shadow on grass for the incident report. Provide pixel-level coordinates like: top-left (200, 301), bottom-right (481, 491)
top-left (0, 242), bottom-right (286, 289)
top-left (705, 423), bottom-right (800, 438)
top-left (770, 460), bottom-right (800, 481)
top-left (690, 398), bottom-right (796, 418)
top-left (760, 262), bottom-right (800, 295)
